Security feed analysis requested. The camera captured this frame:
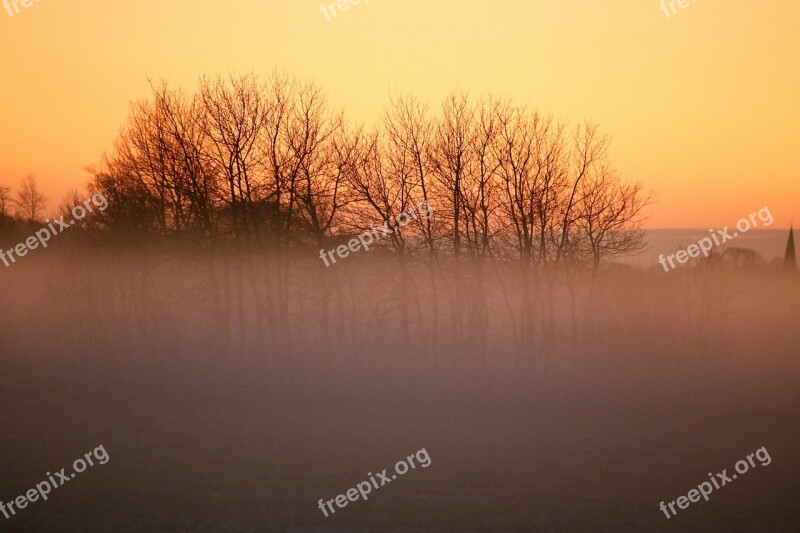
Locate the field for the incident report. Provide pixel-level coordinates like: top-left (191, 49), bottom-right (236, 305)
top-left (1, 244), bottom-right (798, 531)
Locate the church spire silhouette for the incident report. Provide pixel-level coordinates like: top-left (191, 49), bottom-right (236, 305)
top-left (785, 225), bottom-right (797, 270)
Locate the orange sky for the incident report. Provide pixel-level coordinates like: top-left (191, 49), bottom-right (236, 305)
top-left (1, 0), bottom-right (798, 227)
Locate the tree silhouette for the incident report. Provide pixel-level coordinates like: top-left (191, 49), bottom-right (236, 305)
top-left (15, 174), bottom-right (46, 224)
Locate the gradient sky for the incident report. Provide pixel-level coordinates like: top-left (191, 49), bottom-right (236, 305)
top-left (1, 0), bottom-right (798, 227)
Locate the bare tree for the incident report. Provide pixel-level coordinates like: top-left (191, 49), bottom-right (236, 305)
top-left (88, 157), bottom-right (161, 232)
top-left (261, 71), bottom-right (293, 241)
top-left (576, 164), bottom-right (652, 269)
top-left (114, 94), bottom-right (184, 233)
top-left (431, 92), bottom-right (474, 259)
top-left (555, 123), bottom-right (608, 263)
top-left (0, 186), bottom-right (11, 219)
top-left (112, 82), bottom-right (216, 237)
top-left (58, 190), bottom-right (83, 217)
top-left (198, 74), bottom-right (267, 242)
top-left (384, 94), bottom-right (437, 255)
top-left (289, 83), bottom-right (350, 245)
top-left (463, 97), bottom-right (502, 257)
top-left (150, 83), bottom-right (217, 239)
top-left (493, 103), bottom-right (553, 263)
top-left (347, 129), bottom-right (412, 254)
top-left (0, 186), bottom-right (11, 232)
top-left (15, 174), bottom-right (46, 224)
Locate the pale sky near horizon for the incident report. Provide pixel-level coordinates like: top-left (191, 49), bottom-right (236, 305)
top-left (1, 0), bottom-right (798, 228)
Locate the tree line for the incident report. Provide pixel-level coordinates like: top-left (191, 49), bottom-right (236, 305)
top-left (5, 72), bottom-right (652, 269)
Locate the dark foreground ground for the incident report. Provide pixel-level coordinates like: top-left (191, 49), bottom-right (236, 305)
top-left (2, 350), bottom-right (799, 532)
top-left (1, 252), bottom-right (799, 531)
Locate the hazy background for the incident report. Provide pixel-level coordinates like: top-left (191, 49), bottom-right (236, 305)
top-left (1, 243), bottom-right (799, 531)
top-left (628, 229), bottom-right (790, 267)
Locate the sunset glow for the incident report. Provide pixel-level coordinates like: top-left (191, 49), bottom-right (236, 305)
top-left (1, 0), bottom-right (799, 227)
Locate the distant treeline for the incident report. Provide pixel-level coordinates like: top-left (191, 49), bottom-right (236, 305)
top-left (3, 73), bottom-right (652, 267)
